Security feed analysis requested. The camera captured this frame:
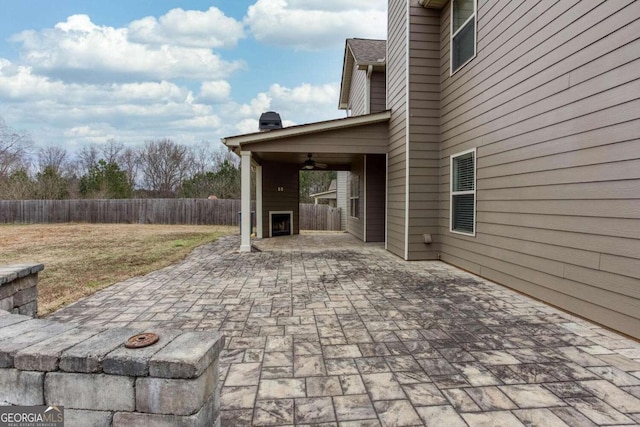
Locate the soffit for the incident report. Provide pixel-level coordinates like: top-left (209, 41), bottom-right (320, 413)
top-left (420, 0), bottom-right (447, 8)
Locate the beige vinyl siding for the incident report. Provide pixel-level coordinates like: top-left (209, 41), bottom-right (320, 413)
top-left (386, 0), bottom-right (408, 258)
top-left (406, 2), bottom-right (441, 260)
top-left (370, 72), bottom-right (387, 114)
top-left (438, 0), bottom-right (640, 338)
top-left (336, 171), bottom-right (348, 231)
top-left (347, 157), bottom-right (364, 241)
top-left (349, 66), bottom-right (366, 116)
top-left (262, 162), bottom-right (300, 236)
top-left (245, 122), bottom-right (389, 154)
top-left (366, 154), bottom-right (386, 242)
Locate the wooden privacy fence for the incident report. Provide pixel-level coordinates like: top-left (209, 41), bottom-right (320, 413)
top-left (299, 204), bottom-right (341, 231)
top-left (0, 199), bottom-right (341, 231)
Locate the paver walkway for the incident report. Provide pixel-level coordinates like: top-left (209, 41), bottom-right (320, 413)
top-left (49, 233), bottom-right (640, 426)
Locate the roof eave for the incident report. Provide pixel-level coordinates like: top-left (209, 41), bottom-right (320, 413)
top-left (356, 61), bottom-right (386, 71)
top-left (221, 110), bottom-right (391, 148)
top-left (418, 0), bottom-right (447, 9)
top-left (338, 42), bottom-right (357, 110)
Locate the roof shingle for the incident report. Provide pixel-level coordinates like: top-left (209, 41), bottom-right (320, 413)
top-left (347, 38), bottom-right (386, 65)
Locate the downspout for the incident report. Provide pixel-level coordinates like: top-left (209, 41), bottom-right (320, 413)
top-left (365, 65), bottom-right (373, 115)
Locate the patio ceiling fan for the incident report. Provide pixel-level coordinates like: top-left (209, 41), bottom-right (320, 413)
top-left (301, 153), bottom-right (327, 170)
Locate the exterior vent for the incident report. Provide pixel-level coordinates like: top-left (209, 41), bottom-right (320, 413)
top-left (259, 111), bottom-right (283, 131)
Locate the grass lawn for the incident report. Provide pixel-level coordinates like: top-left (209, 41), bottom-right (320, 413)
top-left (0, 223), bottom-right (235, 316)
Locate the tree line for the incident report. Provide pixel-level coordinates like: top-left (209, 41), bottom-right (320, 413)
top-left (0, 118), bottom-right (241, 200)
top-left (0, 117), bottom-right (339, 202)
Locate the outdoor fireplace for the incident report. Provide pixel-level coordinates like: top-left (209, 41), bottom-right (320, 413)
top-left (270, 211), bottom-right (293, 237)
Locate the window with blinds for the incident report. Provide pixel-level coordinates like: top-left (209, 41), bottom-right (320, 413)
top-left (450, 148), bottom-right (476, 235)
top-left (451, 0), bottom-right (477, 74)
top-left (349, 174), bottom-right (360, 218)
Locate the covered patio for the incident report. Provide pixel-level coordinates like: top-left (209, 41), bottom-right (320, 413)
top-left (222, 111), bottom-right (391, 252)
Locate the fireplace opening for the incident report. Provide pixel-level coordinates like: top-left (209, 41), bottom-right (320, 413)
top-left (270, 211), bottom-right (292, 237)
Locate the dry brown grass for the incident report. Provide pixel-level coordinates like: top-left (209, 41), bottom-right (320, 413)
top-left (0, 223), bottom-right (235, 316)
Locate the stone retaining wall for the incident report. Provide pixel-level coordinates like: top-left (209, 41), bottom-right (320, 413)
top-left (0, 265), bottom-right (225, 427)
top-left (0, 264), bottom-right (42, 317)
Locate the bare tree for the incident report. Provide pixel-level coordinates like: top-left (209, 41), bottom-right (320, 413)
top-left (37, 146), bottom-right (69, 176)
top-left (139, 139), bottom-right (192, 196)
top-left (119, 147), bottom-right (141, 189)
top-left (99, 139), bottom-right (124, 164)
top-left (0, 118), bottom-right (32, 178)
top-left (212, 146), bottom-right (239, 170)
top-left (76, 145), bottom-right (100, 175)
top-left (0, 169), bottom-right (35, 199)
top-left (188, 142), bottom-right (238, 176)
top-left (189, 143), bottom-right (213, 176)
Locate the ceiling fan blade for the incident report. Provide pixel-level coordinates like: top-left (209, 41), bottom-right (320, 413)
top-left (315, 163), bottom-right (328, 169)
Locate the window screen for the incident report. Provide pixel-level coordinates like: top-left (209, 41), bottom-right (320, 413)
top-left (451, 0), bottom-right (476, 74)
top-left (451, 149), bottom-right (476, 235)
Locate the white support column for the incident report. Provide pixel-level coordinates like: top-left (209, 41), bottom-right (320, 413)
top-left (255, 164), bottom-right (263, 239)
top-left (240, 150), bottom-right (252, 252)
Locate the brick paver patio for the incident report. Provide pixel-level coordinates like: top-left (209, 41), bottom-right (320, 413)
top-left (49, 233), bottom-right (640, 426)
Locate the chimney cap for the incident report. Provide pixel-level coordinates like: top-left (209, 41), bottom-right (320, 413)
top-left (259, 111), bottom-right (283, 131)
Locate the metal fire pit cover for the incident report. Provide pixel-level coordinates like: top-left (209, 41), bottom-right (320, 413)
top-left (125, 333), bottom-right (159, 349)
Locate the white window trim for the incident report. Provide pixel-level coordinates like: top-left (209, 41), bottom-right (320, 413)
top-left (349, 198), bottom-right (360, 219)
top-left (450, 147), bottom-right (477, 237)
top-left (349, 174), bottom-right (360, 219)
top-left (450, 0), bottom-right (478, 76)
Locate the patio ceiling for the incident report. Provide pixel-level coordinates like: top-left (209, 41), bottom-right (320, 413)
top-left (222, 110), bottom-right (391, 169)
top-left (256, 152), bottom-right (361, 169)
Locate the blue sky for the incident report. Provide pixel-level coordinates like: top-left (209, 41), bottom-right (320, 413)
top-left (0, 0), bottom-right (387, 152)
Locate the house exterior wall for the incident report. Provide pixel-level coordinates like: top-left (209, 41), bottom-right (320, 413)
top-left (437, 0), bottom-right (640, 338)
top-left (366, 154), bottom-right (387, 242)
top-left (386, 0), bottom-right (409, 258)
top-left (261, 161), bottom-right (300, 237)
top-left (349, 65), bottom-right (367, 116)
top-left (371, 71), bottom-right (387, 114)
top-left (407, 3), bottom-right (441, 260)
top-left (337, 171), bottom-right (348, 231)
top-left (347, 157), bottom-right (365, 241)
top-left (345, 155), bottom-right (387, 242)
top-left (387, 0), bottom-right (441, 260)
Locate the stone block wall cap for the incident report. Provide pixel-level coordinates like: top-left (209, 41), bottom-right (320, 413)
top-left (102, 329), bottom-right (183, 377)
top-left (59, 327), bottom-right (142, 374)
top-left (0, 264), bottom-right (45, 284)
top-left (149, 331), bottom-right (225, 379)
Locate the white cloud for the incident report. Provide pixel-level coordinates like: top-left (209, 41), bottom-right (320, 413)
top-left (246, 0), bottom-right (387, 50)
top-left (64, 124), bottom-right (118, 144)
top-left (128, 7), bottom-right (244, 49)
top-left (224, 82), bottom-right (342, 136)
top-left (0, 54), bottom-right (342, 148)
top-left (268, 83), bottom-right (338, 106)
top-left (0, 4), bottom-right (358, 151)
top-left (198, 81), bottom-right (231, 103)
top-left (0, 61), bottom-right (191, 105)
top-left (236, 92), bottom-right (273, 119)
top-left (235, 118), bottom-right (260, 134)
top-left (265, 82), bottom-right (340, 122)
top-left (285, 0), bottom-right (387, 11)
top-left (11, 14), bottom-right (244, 83)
